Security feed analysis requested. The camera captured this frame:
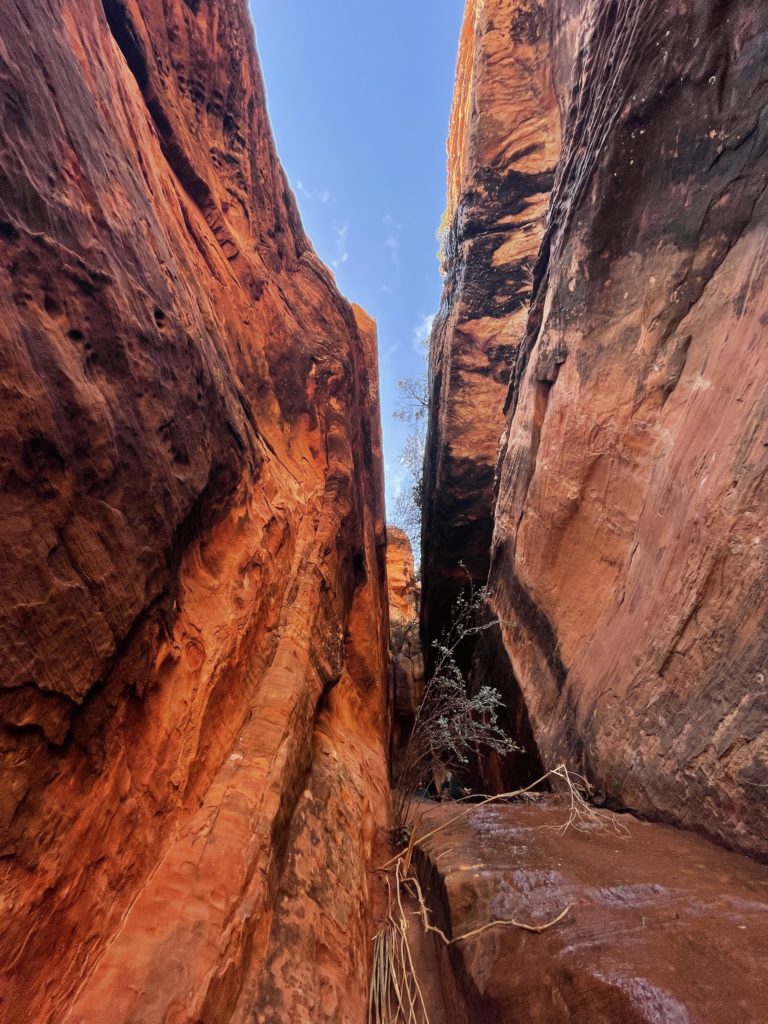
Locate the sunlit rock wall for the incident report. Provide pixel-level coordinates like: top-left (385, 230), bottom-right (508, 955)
top-left (0, 1), bottom-right (389, 1020)
top-left (421, 0), bottom-right (564, 666)
top-left (386, 526), bottom-right (424, 775)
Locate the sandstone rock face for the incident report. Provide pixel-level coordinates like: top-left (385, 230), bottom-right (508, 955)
top-left (387, 527), bottom-right (420, 627)
top-left (414, 798), bottom-right (768, 1023)
top-left (491, 0), bottom-right (768, 858)
top-left (386, 527), bottom-right (423, 774)
top-left (421, 0), bottom-right (563, 662)
top-left (0, 1), bottom-right (388, 1021)
top-left (427, 0), bottom-right (768, 858)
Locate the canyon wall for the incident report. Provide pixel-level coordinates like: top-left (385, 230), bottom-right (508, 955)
top-left (0, 1), bottom-right (389, 1021)
top-left (425, 0), bottom-right (768, 859)
top-left (421, 0), bottom-right (566, 662)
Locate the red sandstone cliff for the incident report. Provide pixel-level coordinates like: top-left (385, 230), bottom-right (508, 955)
top-left (422, 0), bottom-right (563, 663)
top-left (424, 0), bottom-right (768, 859)
top-left (0, 1), bottom-right (389, 1020)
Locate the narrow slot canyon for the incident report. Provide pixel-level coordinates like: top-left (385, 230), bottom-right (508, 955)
top-left (0, 1), bottom-right (766, 1023)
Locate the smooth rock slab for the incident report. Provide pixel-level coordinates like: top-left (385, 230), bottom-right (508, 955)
top-left (415, 798), bottom-right (768, 1023)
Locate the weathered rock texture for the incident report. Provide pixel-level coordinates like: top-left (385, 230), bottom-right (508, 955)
top-left (0, 1), bottom-right (388, 1021)
top-left (386, 527), bottom-right (423, 774)
top-left (421, 0), bottom-right (563, 662)
top-left (413, 798), bottom-right (768, 1023)
top-left (426, 0), bottom-right (768, 858)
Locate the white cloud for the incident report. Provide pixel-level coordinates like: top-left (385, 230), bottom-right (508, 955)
top-left (413, 313), bottom-right (436, 352)
top-left (381, 342), bottom-right (399, 361)
top-left (390, 465), bottom-right (407, 500)
top-left (383, 213), bottom-right (401, 268)
top-left (331, 220), bottom-right (349, 268)
top-left (294, 178), bottom-right (332, 204)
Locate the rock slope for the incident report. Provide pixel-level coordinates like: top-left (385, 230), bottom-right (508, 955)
top-left (0, 1), bottom-right (389, 1021)
top-left (424, 0), bottom-right (768, 858)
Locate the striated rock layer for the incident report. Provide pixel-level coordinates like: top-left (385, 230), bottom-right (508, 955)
top-left (426, 0), bottom-right (768, 858)
top-left (0, 1), bottom-right (389, 1021)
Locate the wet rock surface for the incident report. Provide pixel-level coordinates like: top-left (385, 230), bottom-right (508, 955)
top-left (414, 798), bottom-right (768, 1023)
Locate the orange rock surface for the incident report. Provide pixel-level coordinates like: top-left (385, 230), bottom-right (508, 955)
top-left (490, 0), bottom-right (768, 858)
top-left (0, 1), bottom-right (389, 1020)
top-left (386, 527), bottom-right (423, 773)
top-left (422, 0), bottom-right (562, 659)
top-left (425, 0), bottom-right (768, 858)
top-left (386, 527), bottom-right (420, 626)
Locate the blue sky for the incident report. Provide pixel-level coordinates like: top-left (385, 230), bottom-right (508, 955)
top-left (249, 0), bottom-right (464, 516)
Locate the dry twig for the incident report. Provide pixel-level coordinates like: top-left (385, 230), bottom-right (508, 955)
top-left (369, 763), bottom-right (628, 1023)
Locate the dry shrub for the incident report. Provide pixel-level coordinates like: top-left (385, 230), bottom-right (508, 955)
top-left (392, 583), bottom-right (518, 832)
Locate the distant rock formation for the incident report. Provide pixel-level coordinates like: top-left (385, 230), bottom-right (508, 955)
top-left (423, 0), bottom-right (768, 859)
top-left (386, 526), bottom-right (424, 776)
top-left (0, 1), bottom-right (389, 1020)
